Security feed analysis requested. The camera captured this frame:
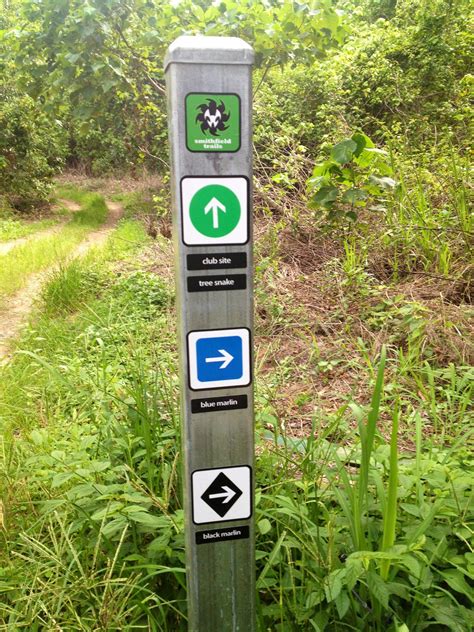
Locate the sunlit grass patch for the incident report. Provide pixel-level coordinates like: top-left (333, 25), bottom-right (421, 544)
top-left (0, 192), bottom-right (108, 303)
top-left (0, 216), bottom-right (58, 242)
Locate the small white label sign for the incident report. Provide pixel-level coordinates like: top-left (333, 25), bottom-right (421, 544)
top-left (181, 176), bottom-right (249, 246)
top-left (192, 465), bottom-right (252, 524)
top-left (187, 328), bottom-right (251, 391)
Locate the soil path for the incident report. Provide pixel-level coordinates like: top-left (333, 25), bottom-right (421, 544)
top-left (0, 200), bottom-right (82, 256)
top-left (0, 199), bottom-right (123, 363)
top-left (73, 200), bottom-right (123, 257)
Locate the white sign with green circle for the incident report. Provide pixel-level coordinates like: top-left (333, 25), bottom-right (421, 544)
top-left (181, 177), bottom-right (249, 246)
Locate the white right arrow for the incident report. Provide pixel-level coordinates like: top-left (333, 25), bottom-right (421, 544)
top-left (205, 349), bottom-right (233, 369)
top-left (204, 196), bottom-right (226, 229)
top-left (209, 485), bottom-right (236, 504)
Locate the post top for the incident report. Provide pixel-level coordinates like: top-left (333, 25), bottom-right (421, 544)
top-left (164, 36), bottom-right (254, 71)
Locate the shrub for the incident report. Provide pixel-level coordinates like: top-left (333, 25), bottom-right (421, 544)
top-left (0, 84), bottom-right (67, 207)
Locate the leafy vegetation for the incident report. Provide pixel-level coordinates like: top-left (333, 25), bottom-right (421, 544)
top-left (0, 0), bottom-right (472, 630)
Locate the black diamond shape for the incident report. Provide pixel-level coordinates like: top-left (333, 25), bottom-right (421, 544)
top-left (201, 472), bottom-right (243, 517)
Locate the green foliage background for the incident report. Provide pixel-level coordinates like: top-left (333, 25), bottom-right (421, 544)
top-left (1, 0), bottom-right (471, 192)
top-left (0, 1), bottom-right (472, 631)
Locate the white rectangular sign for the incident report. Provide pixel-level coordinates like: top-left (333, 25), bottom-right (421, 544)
top-left (192, 465), bottom-right (252, 524)
top-left (187, 327), bottom-right (251, 390)
top-left (181, 176), bottom-right (249, 246)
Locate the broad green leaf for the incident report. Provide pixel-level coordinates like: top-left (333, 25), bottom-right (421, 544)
top-left (30, 429), bottom-right (44, 445)
top-left (51, 472), bottom-right (75, 488)
top-left (335, 590), bottom-right (350, 618)
top-left (331, 139), bottom-right (357, 164)
top-left (342, 188), bottom-right (367, 204)
top-left (311, 185), bottom-right (338, 207)
top-left (324, 568), bottom-right (344, 602)
top-left (127, 511), bottom-right (166, 529)
top-left (352, 132), bottom-right (372, 156)
top-left (101, 516), bottom-right (128, 539)
top-left (367, 571), bottom-right (389, 609)
top-left (439, 569), bottom-right (473, 601)
top-left (305, 588), bottom-right (325, 608)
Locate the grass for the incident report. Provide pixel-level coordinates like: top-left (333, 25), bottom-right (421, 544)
top-left (0, 216), bottom-right (59, 242)
top-left (0, 177), bottom-right (472, 630)
top-left (0, 190), bottom-right (108, 302)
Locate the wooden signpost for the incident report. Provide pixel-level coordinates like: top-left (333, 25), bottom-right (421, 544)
top-left (165, 36), bottom-right (255, 631)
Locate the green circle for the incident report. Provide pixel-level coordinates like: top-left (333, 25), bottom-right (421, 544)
top-left (190, 185), bottom-right (241, 238)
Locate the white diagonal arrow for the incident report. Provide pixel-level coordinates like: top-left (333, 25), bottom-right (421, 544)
top-left (204, 196), bottom-right (226, 229)
top-left (205, 349), bottom-right (233, 369)
top-left (208, 485), bottom-right (236, 504)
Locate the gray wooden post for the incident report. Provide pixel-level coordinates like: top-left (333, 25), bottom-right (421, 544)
top-left (165, 36), bottom-right (255, 631)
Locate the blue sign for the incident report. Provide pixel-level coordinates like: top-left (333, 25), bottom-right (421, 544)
top-left (196, 335), bottom-right (243, 383)
top-left (188, 328), bottom-right (251, 390)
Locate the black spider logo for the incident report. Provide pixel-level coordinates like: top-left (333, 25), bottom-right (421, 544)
top-left (195, 99), bottom-right (230, 136)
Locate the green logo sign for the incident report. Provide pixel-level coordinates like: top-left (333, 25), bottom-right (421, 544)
top-left (186, 93), bottom-right (241, 153)
top-left (190, 185), bottom-right (241, 237)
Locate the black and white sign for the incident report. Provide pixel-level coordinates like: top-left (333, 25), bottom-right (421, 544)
top-left (196, 525), bottom-right (249, 545)
top-left (191, 394), bottom-right (248, 414)
top-left (192, 465), bottom-right (252, 524)
top-left (186, 252), bottom-right (247, 271)
top-left (187, 274), bottom-right (247, 292)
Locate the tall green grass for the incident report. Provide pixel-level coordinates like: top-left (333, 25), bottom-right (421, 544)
top-left (0, 192), bottom-right (108, 301)
top-left (1, 259), bottom-right (471, 630)
top-left (383, 151), bottom-right (472, 278)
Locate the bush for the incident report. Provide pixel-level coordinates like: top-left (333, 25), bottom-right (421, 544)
top-left (334, 0), bottom-right (473, 147)
top-left (0, 84), bottom-right (67, 207)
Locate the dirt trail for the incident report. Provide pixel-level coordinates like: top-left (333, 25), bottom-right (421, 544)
top-left (73, 200), bottom-right (123, 257)
top-left (0, 200), bottom-right (82, 257)
top-left (0, 199), bottom-right (123, 363)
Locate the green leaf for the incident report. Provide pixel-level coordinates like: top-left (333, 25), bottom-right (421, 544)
top-left (258, 518), bottom-right (272, 535)
top-left (127, 511), bottom-right (165, 529)
top-left (307, 175), bottom-right (328, 190)
top-left (101, 516), bottom-right (128, 538)
top-left (352, 132), bottom-right (371, 156)
top-left (367, 571), bottom-right (389, 609)
top-left (30, 429), bottom-right (44, 445)
top-left (51, 472), bottom-right (75, 488)
top-left (428, 599), bottom-right (472, 632)
top-left (324, 568), bottom-right (344, 602)
top-left (342, 188), bottom-right (367, 204)
top-left (440, 569), bottom-right (474, 601)
top-left (311, 185), bottom-right (338, 207)
top-left (335, 590), bottom-right (350, 618)
top-left (310, 611), bottom-right (329, 632)
top-left (345, 558), bottom-right (363, 590)
top-left (331, 139), bottom-right (357, 164)
top-left (305, 588), bottom-right (325, 608)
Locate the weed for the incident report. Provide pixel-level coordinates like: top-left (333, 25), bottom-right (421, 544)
top-left (41, 260), bottom-right (106, 315)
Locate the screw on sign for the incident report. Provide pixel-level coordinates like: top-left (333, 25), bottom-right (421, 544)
top-left (186, 93), bottom-right (241, 152)
top-left (192, 465), bottom-right (252, 525)
top-left (181, 176), bottom-right (249, 246)
top-left (165, 35), bottom-right (255, 631)
top-left (187, 328), bottom-right (251, 390)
